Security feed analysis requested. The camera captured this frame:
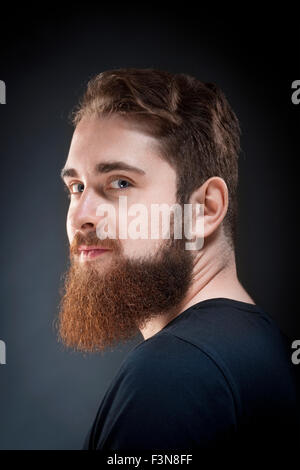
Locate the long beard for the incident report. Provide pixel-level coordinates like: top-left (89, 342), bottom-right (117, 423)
top-left (57, 235), bottom-right (194, 353)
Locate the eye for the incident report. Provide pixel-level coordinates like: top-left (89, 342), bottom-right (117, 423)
top-left (109, 178), bottom-right (133, 189)
top-left (69, 182), bottom-right (85, 196)
top-left (71, 182), bottom-right (84, 193)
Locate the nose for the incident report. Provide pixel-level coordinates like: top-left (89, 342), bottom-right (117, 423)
top-left (68, 189), bottom-right (102, 233)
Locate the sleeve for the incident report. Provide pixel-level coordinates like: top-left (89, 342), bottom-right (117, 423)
top-left (93, 333), bottom-right (238, 452)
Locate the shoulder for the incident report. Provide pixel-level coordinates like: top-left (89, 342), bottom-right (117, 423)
top-left (124, 332), bottom-right (223, 377)
top-left (160, 300), bottom-right (293, 382)
top-left (95, 333), bottom-right (238, 451)
top-left (117, 332), bottom-right (237, 410)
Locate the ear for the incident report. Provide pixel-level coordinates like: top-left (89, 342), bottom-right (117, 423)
top-left (188, 176), bottom-right (229, 240)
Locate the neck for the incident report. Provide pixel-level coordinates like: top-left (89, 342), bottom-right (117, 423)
top-left (139, 235), bottom-right (255, 340)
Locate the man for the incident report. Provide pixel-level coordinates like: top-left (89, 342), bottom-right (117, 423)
top-left (58, 68), bottom-right (299, 457)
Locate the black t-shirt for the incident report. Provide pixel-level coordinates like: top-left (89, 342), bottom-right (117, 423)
top-left (82, 298), bottom-right (299, 457)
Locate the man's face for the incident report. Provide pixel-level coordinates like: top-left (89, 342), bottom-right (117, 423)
top-left (58, 114), bottom-right (194, 352)
top-left (64, 114), bottom-right (178, 258)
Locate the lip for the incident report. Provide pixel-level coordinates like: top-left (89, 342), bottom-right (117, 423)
top-left (78, 245), bottom-right (112, 260)
top-left (78, 245), bottom-right (111, 252)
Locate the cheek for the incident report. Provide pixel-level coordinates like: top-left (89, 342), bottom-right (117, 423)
top-left (66, 212), bottom-right (74, 244)
top-left (121, 238), bottom-right (162, 258)
top-left (95, 208), bottom-right (118, 241)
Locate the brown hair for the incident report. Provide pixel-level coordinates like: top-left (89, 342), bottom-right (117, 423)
top-left (70, 68), bottom-right (241, 247)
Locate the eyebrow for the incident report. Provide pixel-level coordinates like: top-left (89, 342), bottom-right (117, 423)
top-left (60, 160), bottom-right (146, 180)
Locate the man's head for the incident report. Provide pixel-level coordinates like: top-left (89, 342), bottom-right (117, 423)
top-left (57, 68), bottom-right (241, 352)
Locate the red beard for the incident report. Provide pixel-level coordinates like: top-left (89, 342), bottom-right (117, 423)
top-left (57, 231), bottom-right (194, 352)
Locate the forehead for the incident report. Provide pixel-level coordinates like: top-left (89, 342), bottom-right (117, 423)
top-left (65, 114), bottom-right (170, 175)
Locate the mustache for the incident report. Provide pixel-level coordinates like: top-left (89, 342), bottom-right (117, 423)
top-left (70, 231), bottom-right (122, 256)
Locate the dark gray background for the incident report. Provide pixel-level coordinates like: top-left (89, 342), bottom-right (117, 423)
top-left (0, 6), bottom-right (299, 449)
